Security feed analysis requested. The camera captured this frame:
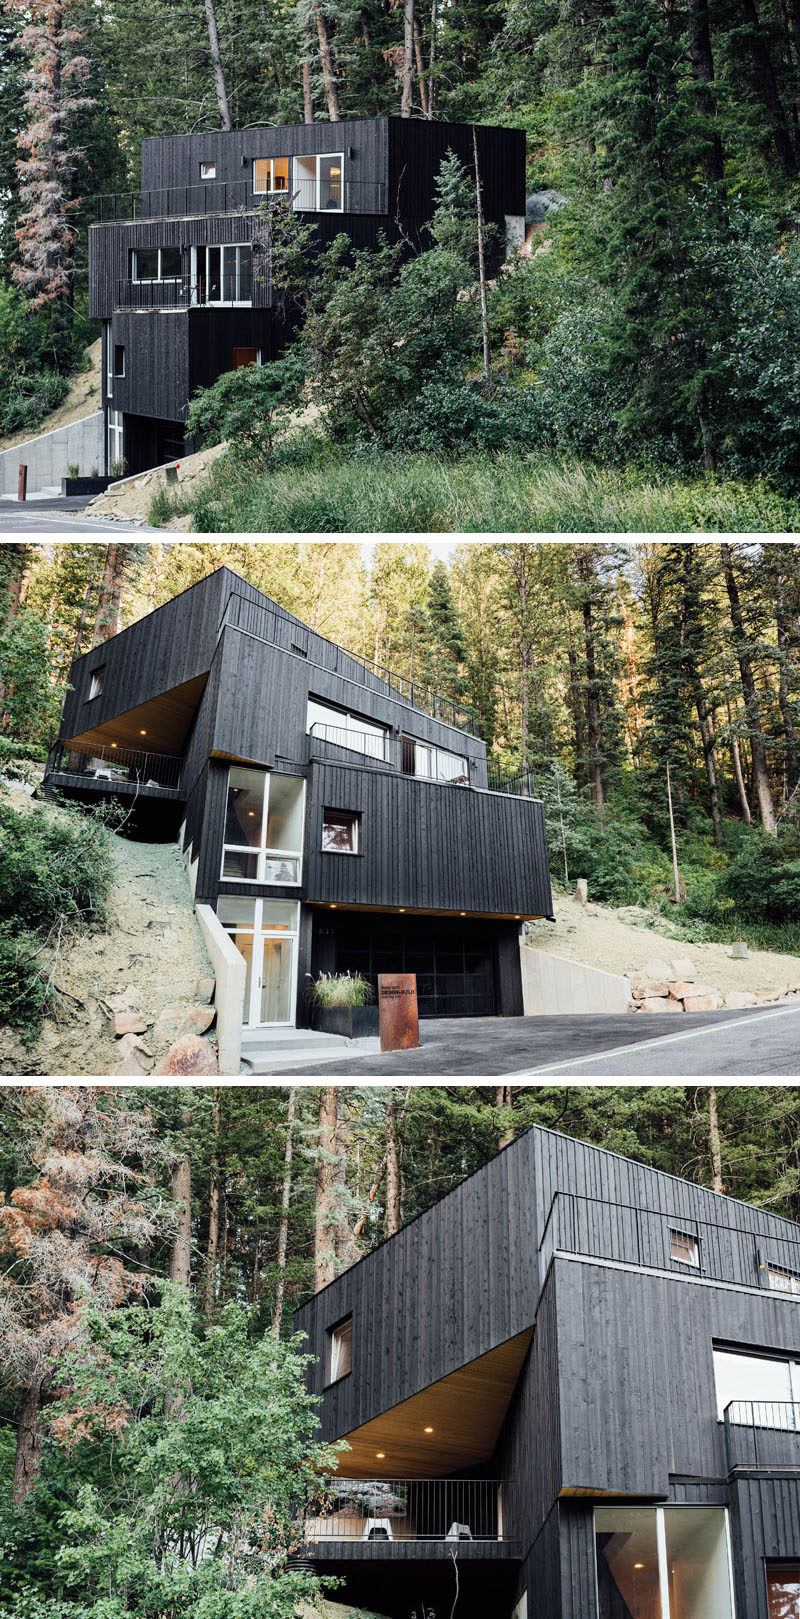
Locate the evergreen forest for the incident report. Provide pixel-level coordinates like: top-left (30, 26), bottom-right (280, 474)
top-left (4, 0), bottom-right (800, 524)
top-left (1, 1081), bottom-right (799, 1618)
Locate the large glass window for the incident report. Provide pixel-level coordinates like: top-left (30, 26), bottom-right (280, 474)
top-left (222, 767), bottom-right (304, 885)
top-left (192, 244), bottom-right (252, 306)
top-left (412, 741), bottom-right (470, 784)
top-left (713, 1347), bottom-right (800, 1427)
top-left (768, 1563), bottom-right (800, 1619)
top-left (131, 247), bottom-right (182, 283)
top-left (596, 1508), bottom-right (734, 1619)
top-left (253, 156), bottom-right (289, 194)
top-left (307, 697), bottom-right (388, 761)
top-left (318, 153), bottom-right (344, 210)
top-left (768, 1265), bottom-right (800, 1296)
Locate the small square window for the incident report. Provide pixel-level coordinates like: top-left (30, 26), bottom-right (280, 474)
top-left (322, 809), bottom-right (360, 853)
top-left (200, 161), bottom-right (216, 180)
top-left (670, 1229), bottom-right (700, 1267)
top-left (325, 1316), bottom-right (352, 1384)
top-left (114, 345), bottom-right (125, 378)
top-left (88, 665), bottom-right (105, 700)
top-left (767, 1562), bottom-right (800, 1619)
top-left (767, 1264), bottom-right (800, 1296)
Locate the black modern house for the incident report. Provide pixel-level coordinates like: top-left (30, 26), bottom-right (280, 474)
top-left (293, 1123), bottom-right (800, 1619)
top-left (44, 567), bottom-right (552, 1030)
top-left (89, 118), bottom-right (526, 474)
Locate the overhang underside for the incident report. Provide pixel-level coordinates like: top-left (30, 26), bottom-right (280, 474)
top-left (332, 1329), bottom-right (533, 1479)
top-left (65, 672), bottom-right (208, 755)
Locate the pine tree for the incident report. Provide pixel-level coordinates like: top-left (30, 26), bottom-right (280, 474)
top-left (420, 558), bottom-right (467, 699)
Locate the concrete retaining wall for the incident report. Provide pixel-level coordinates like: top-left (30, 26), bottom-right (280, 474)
top-left (196, 904), bottom-right (246, 1077)
top-left (521, 945), bottom-right (632, 1016)
top-left (0, 411), bottom-right (104, 494)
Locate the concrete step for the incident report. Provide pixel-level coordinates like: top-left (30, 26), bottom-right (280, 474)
top-left (240, 1031), bottom-right (381, 1075)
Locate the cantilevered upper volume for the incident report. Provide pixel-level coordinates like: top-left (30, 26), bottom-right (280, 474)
top-left (45, 567), bottom-right (552, 1029)
top-left (293, 1123), bottom-right (800, 1619)
top-left (88, 117), bottom-right (526, 474)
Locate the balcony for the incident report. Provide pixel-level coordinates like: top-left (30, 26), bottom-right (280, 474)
top-left (723, 1402), bottom-right (800, 1475)
top-left (304, 1477), bottom-right (515, 1561)
top-left (45, 741), bottom-right (184, 797)
top-left (538, 1190), bottom-right (800, 1293)
top-left (115, 273), bottom-right (255, 312)
top-left (92, 178), bottom-right (387, 225)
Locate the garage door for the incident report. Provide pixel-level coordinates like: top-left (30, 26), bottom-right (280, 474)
top-left (317, 913), bottom-right (497, 1018)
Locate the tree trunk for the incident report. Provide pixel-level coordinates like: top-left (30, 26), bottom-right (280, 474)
top-left (271, 1088), bottom-right (296, 1334)
top-left (204, 1092), bottom-right (220, 1318)
top-left (775, 571), bottom-right (800, 792)
top-left (385, 1093), bottom-right (401, 1236)
top-left (314, 1087), bottom-right (341, 1290)
top-left (708, 1086), bottom-right (724, 1193)
top-left (414, 18), bottom-right (429, 115)
top-left (577, 560), bottom-right (605, 808)
top-left (472, 126), bottom-right (492, 382)
top-left (401, 0), bottom-right (415, 115)
top-left (686, 0), bottom-right (726, 184)
top-left (302, 24), bottom-right (314, 122)
top-left (13, 1379), bottom-right (47, 1504)
top-left (203, 0), bottom-right (233, 130)
top-left (314, 4), bottom-right (341, 121)
top-left (91, 544), bottom-right (126, 646)
top-left (740, 0), bottom-right (797, 174)
top-left (3, 545), bottom-right (32, 629)
top-left (725, 681), bottom-right (752, 824)
top-left (494, 1085), bottom-right (514, 1149)
top-left (169, 1111), bottom-right (192, 1292)
top-left (721, 544), bottom-right (777, 834)
top-left (695, 688), bottom-right (724, 846)
top-left (567, 636), bottom-right (587, 792)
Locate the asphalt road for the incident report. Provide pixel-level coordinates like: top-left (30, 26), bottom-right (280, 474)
top-left (264, 1005), bottom-right (800, 1078)
top-left (0, 497), bottom-right (158, 533)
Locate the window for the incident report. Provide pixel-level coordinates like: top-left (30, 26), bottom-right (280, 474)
top-left (595, 1508), bottom-right (735, 1619)
top-left (326, 1316), bottom-right (353, 1384)
top-left (233, 347), bottom-right (260, 370)
top-left (222, 767), bottom-right (304, 885)
top-left (307, 697), bottom-right (388, 761)
top-left (131, 247), bottom-right (182, 283)
top-left (511, 1597), bottom-right (527, 1619)
top-left (253, 156), bottom-right (289, 194)
top-left (200, 161), bottom-right (216, 179)
top-left (412, 741), bottom-right (470, 784)
top-left (107, 408), bottom-right (123, 469)
top-left (113, 345), bottom-right (125, 378)
top-left (768, 1265), bottom-right (800, 1296)
top-left (713, 1347), bottom-right (800, 1426)
top-left (767, 1563), bottom-right (800, 1619)
top-left (192, 244), bottom-right (252, 305)
top-left (670, 1229), bottom-right (700, 1267)
top-left (88, 666), bottom-right (105, 701)
top-left (322, 810), bottom-right (360, 854)
top-left (318, 152), bottom-right (344, 210)
top-left (216, 897), bottom-right (299, 1027)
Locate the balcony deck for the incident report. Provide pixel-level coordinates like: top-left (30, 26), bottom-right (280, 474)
top-left (44, 742), bottom-right (184, 799)
top-left (723, 1402), bottom-right (800, 1475)
top-left (304, 1477), bottom-right (517, 1561)
top-left (91, 178), bottom-right (387, 225)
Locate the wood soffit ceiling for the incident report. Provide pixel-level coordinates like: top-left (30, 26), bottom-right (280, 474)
top-left (66, 674), bottom-right (208, 755)
top-left (334, 1329), bottom-right (534, 1479)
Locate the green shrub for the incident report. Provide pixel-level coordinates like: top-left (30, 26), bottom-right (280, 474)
top-left (0, 609), bottom-right (62, 747)
top-left (719, 834), bottom-right (800, 925)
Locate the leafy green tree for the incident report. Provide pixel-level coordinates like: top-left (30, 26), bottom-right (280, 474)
top-left (0, 609), bottom-right (61, 746)
top-left (186, 358), bottom-right (300, 467)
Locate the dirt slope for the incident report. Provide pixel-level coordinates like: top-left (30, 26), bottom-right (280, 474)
top-left (0, 338), bottom-right (102, 454)
top-left (0, 783), bottom-right (212, 1079)
top-left (526, 890), bottom-right (800, 1000)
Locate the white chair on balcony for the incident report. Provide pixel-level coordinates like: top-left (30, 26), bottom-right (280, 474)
top-left (363, 1518), bottom-right (393, 1541)
top-left (445, 1522), bottom-right (473, 1541)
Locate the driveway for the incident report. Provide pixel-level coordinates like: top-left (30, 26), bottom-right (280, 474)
top-left (260, 1005), bottom-right (800, 1078)
top-left (0, 496), bottom-right (159, 533)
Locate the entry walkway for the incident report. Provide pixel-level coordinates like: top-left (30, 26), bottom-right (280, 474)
top-left (240, 1026), bottom-right (380, 1075)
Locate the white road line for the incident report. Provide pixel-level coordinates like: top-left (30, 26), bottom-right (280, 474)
top-left (505, 1004), bottom-right (800, 1077)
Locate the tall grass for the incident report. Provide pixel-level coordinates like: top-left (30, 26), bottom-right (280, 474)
top-left (153, 450), bottom-right (800, 534)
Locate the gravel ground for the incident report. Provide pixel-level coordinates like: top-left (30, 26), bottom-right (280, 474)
top-left (525, 890), bottom-right (800, 1000)
top-left (0, 784), bottom-right (212, 1079)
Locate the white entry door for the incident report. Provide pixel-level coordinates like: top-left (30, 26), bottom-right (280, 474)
top-left (216, 898), bottom-right (300, 1027)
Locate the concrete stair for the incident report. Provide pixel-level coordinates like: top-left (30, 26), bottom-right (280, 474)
top-left (240, 1026), bottom-right (379, 1074)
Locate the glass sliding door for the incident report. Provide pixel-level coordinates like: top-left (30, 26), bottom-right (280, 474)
top-left (596, 1509), bottom-right (735, 1619)
top-left (217, 897), bottom-right (299, 1027)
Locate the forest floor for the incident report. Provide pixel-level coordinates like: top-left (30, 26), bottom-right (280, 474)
top-left (526, 890), bottom-right (800, 1000)
top-left (0, 780), bottom-right (212, 1078)
top-left (0, 338), bottom-right (102, 453)
top-left (299, 1601), bottom-right (388, 1619)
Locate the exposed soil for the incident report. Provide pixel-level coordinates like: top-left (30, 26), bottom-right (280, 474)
top-left (0, 781), bottom-right (212, 1079)
top-left (299, 1602), bottom-right (388, 1619)
top-left (0, 338), bottom-right (103, 454)
top-left (526, 889), bottom-right (800, 1000)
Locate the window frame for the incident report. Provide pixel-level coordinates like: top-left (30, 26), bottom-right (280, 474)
top-left (325, 1314), bottom-right (353, 1386)
top-left (766, 1560), bottom-right (800, 1619)
top-left (713, 1344), bottom-right (800, 1426)
top-left (307, 696), bottom-right (389, 761)
top-left (87, 665), bottom-right (106, 702)
top-left (191, 243), bottom-right (252, 307)
top-left (317, 151), bottom-right (345, 212)
top-left (113, 344), bottom-right (126, 379)
top-left (767, 1263), bottom-right (800, 1296)
top-left (252, 156), bottom-right (290, 195)
top-left (220, 767), bottom-right (305, 887)
top-left (594, 1505), bottom-right (737, 1619)
top-left (107, 408), bottom-right (123, 469)
top-left (669, 1228), bottom-right (701, 1268)
top-left (199, 160), bottom-right (216, 180)
top-left (131, 246), bottom-right (183, 285)
top-left (321, 808), bottom-right (361, 856)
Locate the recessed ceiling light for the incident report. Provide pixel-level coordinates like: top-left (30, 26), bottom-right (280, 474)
top-left (424, 1426), bottom-right (434, 1434)
top-left (634, 1563), bottom-right (644, 1570)
top-left (376, 1451), bottom-right (385, 1459)
top-left (140, 729), bottom-right (147, 735)
top-left (110, 742), bottom-right (117, 748)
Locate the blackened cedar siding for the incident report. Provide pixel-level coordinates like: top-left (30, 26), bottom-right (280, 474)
top-left (304, 760), bottom-right (551, 917)
top-left (730, 1477), bottom-right (800, 1619)
top-left (89, 213), bottom-right (259, 321)
top-left (59, 570), bottom-right (225, 740)
top-left (140, 118), bottom-right (389, 207)
top-left (388, 118), bottom-right (525, 229)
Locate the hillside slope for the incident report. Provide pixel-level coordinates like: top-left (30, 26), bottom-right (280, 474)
top-left (0, 338), bottom-right (102, 453)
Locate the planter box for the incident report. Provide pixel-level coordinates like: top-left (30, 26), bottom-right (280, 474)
top-left (61, 475), bottom-right (113, 496)
top-left (312, 1005), bottom-right (379, 1039)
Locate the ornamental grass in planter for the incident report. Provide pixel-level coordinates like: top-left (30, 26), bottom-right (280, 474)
top-left (307, 972), bottom-right (378, 1038)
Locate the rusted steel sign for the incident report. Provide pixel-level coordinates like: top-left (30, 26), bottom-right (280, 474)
top-left (378, 973), bottom-right (420, 1052)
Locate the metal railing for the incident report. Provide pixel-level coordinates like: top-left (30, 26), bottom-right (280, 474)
top-left (723, 1402), bottom-right (800, 1474)
top-left (220, 591), bottom-right (480, 737)
top-left (92, 177), bottom-right (387, 225)
top-left (304, 1477), bottom-right (510, 1545)
top-left (538, 1190), bottom-right (800, 1293)
top-left (309, 722), bottom-right (397, 767)
top-left (116, 274), bottom-right (254, 311)
top-left (487, 762), bottom-right (537, 798)
top-left (46, 741), bottom-right (183, 791)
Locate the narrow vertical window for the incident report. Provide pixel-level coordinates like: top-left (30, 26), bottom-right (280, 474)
top-left (326, 1316), bottom-right (353, 1384)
